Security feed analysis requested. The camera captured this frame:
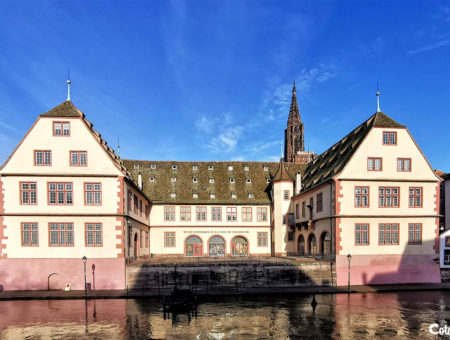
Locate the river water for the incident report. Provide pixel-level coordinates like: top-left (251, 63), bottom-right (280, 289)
top-left (0, 291), bottom-right (449, 339)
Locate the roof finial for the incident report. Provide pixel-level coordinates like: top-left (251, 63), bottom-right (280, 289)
top-left (66, 69), bottom-right (71, 101)
top-left (280, 141), bottom-right (283, 159)
top-left (376, 81), bottom-right (381, 112)
top-left (117, 137), bottom-right (120, 157)
top-left (292, 81), bottom-right (296, 95)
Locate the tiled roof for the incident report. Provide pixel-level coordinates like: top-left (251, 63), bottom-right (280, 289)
top-left (300, 111), bottom-right (404, 193)
top-left (273, 158), bottom-right (295, 182)
top-left (122, 160), bottom-right (306, 204)
top-left (40, 100), bottom-right (83, 117)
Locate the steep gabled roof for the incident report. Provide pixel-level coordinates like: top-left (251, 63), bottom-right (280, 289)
top-left (40, 100), bottom-right (83, 117)
top-left (272, 158), bottom-right (295, 182)
top-left (122, 160), bottom-right (306, 204)
top-left (300, 112), bottom-right (404, 193)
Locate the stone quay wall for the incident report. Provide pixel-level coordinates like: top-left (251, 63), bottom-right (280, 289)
top-left (126, 260), bottom-right (336, 294)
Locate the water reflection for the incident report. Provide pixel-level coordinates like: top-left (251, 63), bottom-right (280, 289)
top-left (0, 292), bottom-right (448, 339)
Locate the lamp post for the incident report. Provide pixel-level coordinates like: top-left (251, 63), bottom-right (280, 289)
top-left (82, 256), bottom-right (87, 297)
top-left (347, 254), bottom-right (352, 293)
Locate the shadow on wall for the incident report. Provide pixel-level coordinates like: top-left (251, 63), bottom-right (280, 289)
top-left (126, 258), bottom-right (336, 294)
top-left (336, 238), bottom-right (441, 286)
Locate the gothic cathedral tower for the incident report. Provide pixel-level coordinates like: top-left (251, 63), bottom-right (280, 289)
top-left (284, 82), bottom-right (305, 162)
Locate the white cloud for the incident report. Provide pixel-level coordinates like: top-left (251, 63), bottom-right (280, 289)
top-left (408, 39), bottom-right (450, 55)
top-left (206, 126), bottom-right (243, 153)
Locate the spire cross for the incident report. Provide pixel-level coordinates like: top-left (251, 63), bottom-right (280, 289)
top-left (67, 69), bottom-right (71, 101)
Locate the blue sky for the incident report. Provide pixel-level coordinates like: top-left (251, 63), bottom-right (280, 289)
top-left (0, 1), bottom-right (449, 171)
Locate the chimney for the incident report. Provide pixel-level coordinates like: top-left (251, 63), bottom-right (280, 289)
top-left (138, 172), bottom-right (143, 190)
top-left (295, 172), bottom-right (302, 195)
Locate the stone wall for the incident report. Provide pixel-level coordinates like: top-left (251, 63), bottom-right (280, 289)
top-left (126, 260), bottom-right (336, 293)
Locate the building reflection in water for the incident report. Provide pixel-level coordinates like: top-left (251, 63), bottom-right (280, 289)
top-left (0, 292), bottom-right (449, 339)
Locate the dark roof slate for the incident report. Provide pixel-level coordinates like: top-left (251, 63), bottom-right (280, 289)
top-left (273, 158), bottom-right (295, 182)
top-left (300, 111), bottom-right (404, 193)
top-left (40, 100), bottom-right (83, 117)
top-left (122, 160), bottom-right (306, 204)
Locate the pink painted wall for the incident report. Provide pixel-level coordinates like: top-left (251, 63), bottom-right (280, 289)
top-left (0, 258), bottom-right (125, 291)
top-left (336, 254), bottom-right (441, 286)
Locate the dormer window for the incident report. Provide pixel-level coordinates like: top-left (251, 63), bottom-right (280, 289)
top-left (193, 165), bottom-right (198, 171)
top-left (383, 131), bottom-right (397, 145)
top-left (134, 164), bottom-right (140, 170)
top-left (208, 165), bottom-right (213, 170)
top-left (172, 165), bottom-right (177, 170)
top-left (171, 177), bottom-right (177, 183)
top-left (170, 193), bottom-right (176, 198)
top-left (150, 164), bottom-right (156, 170)
top-left (149, 177), bottom-right (155, 182)
top-left (244, 166), bottom-right (249, 171)
top-left (53, 121), bottom-right (70, 136)
top-left (209, 178), bottom-right (214, 184)
top-left (193, 193), bottom-right (198, 199)
top-left (246, 179), bottom-right (251, 184)
top-left (230, 178), bottom-right (235, 184)
top-left (193, 177), bottom-right (198, 183)
top-left (228, 165), bottom-right (233, 171)
top-left (231, 193), bottom-right (237, 199)
top-left (210, 194), bottom-right (216, 199)
top-left (248, 193), bottom-right (254, 199)
top-left (266, 179), bottom-right (271, 184)
top-left (263, 166), bottom-right (269, 171)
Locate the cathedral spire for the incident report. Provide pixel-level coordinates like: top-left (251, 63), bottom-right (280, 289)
top-left (288, 81), bottom-right (300, 121)
top-left (284, 81), bottom-right (305, 162)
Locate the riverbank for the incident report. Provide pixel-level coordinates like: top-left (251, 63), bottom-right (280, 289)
top-left (1, 283), bottom-right (450, 301)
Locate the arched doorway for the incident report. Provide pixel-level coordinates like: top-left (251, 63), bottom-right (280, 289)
top-left (134, 233), bottom-right (138, 258)
top-left (321, 232), bottom-right (331, 255)
top-left (298, 235), bottom-right (305, 255)
top-left (231, 236), bottom-right (248, 256)
top-left (308, 234), bottom-right (317, 256)
top-left (185, 235), bottom-right (203, 257)
top-left (209, 235), bottom-right (225, 257)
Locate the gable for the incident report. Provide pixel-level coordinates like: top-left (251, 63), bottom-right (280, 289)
top-left (0, 116), bottom-right (123, 176)
top-left (338, 127), bottom-right (440, 181)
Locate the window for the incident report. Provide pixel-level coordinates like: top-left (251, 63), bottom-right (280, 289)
top-left (145, 231), bottom-right (149, 247)
top-left (257, 232), bottom-right (268, 247)
top-left (21, 223), bottom-right (38, 246)
top-left (193, 177), bottom-right (198, 183)
top-left (284, 190), bottom-right (289, 200)
top-left (355, 187), bottom-right (369, 207)
top-left (288, 231), bottom-right (295, 241)
top-left (209, 178), bottom-right (214, 184)
top-left (53, 121), bottom-right (70, 136)
top-left (170, 193), bottom-right (176, 198)
top-left (150, 164), bottom-right (156, 170)
top-left (367, 157), bottom-right (382, 171)
top-left (382, 131), bottom-right (397, 145)
top-left (257, 207), bottom-right (267, 222)
top-left (212, 207), bottom-right (222, 221)
top-left (316, 193), bottom-right (323, 212)
top-left (288, 213), bottom-right (294, 225)
top-left (149, 177), bottom-right (155, 182)
top-left (140, 231), bottom-right (143, 248)
top-left (133, 164), bottom-right (139, 170)
top-left (48, 182), bottom-right (73, 205)
top-left (263, 166), bottom-right (269, 171)
top-left (355, 224), bottom-right (369, 245)
top-left (295, 204), bottom-right (300, 219)
top-left (409, 187), bottom-right (423, 208)
top-left (302, 202), bottom-right (306, 218)
top-left (379, 224), bottom-right (399, 245)
top-left (180, 206), bottom-right (191, 221)
top-left (408, 223), bottom-right (422, 244)
top-left (228, 165), bottom-right (233, 171)
top-left (208, 165), bottom-right (213, 170)
top-left (34, 150), bottom-right (51, 166)
top-left (242, 207), bottom-right (252, 222)
top-left (226, 207), bottom-right (237, 221)
top-left (49, 223), bottom-right (74, 246)
top-left (134, 194), bottom-right (138, 213)
top-left (171, 177), bottom-right (177, 183)
top-left (193, 193), bottom-right (198, 199)
top-left (145, 204), bottom-right (150, 218)
top-left (84, 183), bottom-right (101, 205)
top-left (231, 193), bottom-right (237, 199)
top-left (164, 232), bottom-right (175, 247)
top-left (196, 206), bottom-right (207, 221)
top-left (445, 250), bottom-right (450, 266)
top-left (164, 206), bottom-right (175, 221)
top-left (20, 182), bottom-right (37, 205)
top-left (193, 165), bottom-right (198, 171)
top-left (230, 178), bottom-right (235, 184)
top-left (397, 158), bottom-right (411, 172)
top-left (266, 179), bottom-right (270, 184)
top-left (210, 194), bottom-right (216, 199)
top-left (172, 165), bottom-right (177, 170)
top-left (246, 179), bottom-right (251, 184)
top-left (244, 166), bottom-right (249, 171)
top-left (85, 223), bottom-right (102, 246)
top-left (139, 200), bottom-right (143, 217)
top-left (379, 187), bottom-right (399, 207)
top-left (248, 193), bottom-right (254, 199)
top-left (282, 215), bottom-right (287, 225)
top-left (70, 151), bottom-right (87, 166)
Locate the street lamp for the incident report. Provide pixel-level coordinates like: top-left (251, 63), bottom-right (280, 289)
top-left (82, 256), bottom-right (87, 297)
top-left (347, 254), bottom-right (352, 293)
